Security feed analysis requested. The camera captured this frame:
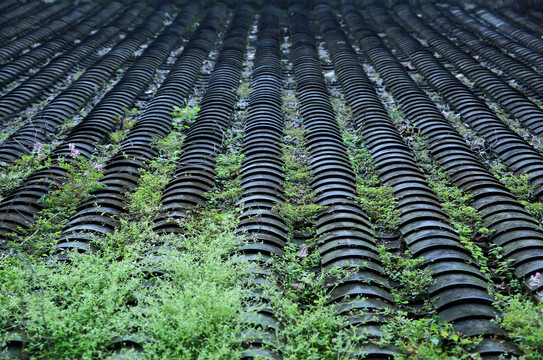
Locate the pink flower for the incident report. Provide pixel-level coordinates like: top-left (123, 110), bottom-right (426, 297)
top-left (68, 143), bottom-right (80, 159)
top-left (34, 142), bottom-right (42, 157)
top-left (529, 272), bottom-right (541, 289)
top-left (94, 163), bottom-right (103, 170)
top-left (83, 170), bottom-right (89, 176)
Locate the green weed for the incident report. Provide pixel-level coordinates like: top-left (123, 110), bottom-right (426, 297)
top-left (333, 98), bottom-right (401, 231)
top-left (0, 209), bottom-right (256, 359)
top-left (491, 160), bottom-right (543, 225)
top-left (279, 89), bottom-right (322, 238)
top-left (12, 144), bottom-right (106, 254)
top-left (494, 293), bottom-right (543, 359)
top-left (356, 185), bottom-right (401, 231)
top-left (379, 311), bottom-right (482, 360)
top-left (0, 142), bottom-right (51, 199)
top-left (268, 243), bottom-right (359, 359)
top-left (496, 171), bottom-right (534, 201)
top-left (274, 202), bottom-right (324, 234)
top-left (378, 245), bottom-right (434, 305)
top-left (173, 102), bottom-right (200, 127)
top-left (236, 82), bottom-right (252, 98)
top-left (207, 146), bottom-right (244, 209)
top-left (126, 158), bottom-right (178, 220)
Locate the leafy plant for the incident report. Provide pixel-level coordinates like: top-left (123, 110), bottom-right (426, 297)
top-left (271, 243), bottom-right (323, 304)
top-left (356, 185), bottom-right (401, 231)
top-left (281, 140), bottom-right (314, 206)
top-left (378, 245), bottom-right (434, 305)
top-left (207, 149), bottom-right (244, 209)
top-left (496, 171), bottom-right (534, 201)
top-left (126, 168), bottom-right (170, 219)
top-left (0, 142), bottom-right (50, 198)
top-left (490, 160), bottom-right (543, 225)
top-left (215, 152), bottom-right (244, 183)
top-left (0, 209), bottom-right (256, 360)
top-left (274, 202), bottom-right (324, 234)
top-left (333, 99), bottom-right (401, 231)
top-left (9, 144), bottom-right (105, 254)
top-left (39, 143), bottom-right (105, 212)
top-left (379, 311), bottom-right (482, 360)
top-left (109, 130), bottom-right (124, 143)
top-left (126, 141), bottom-right (182, 221)
top-left (280, 93), bottom-right (322, 237)
top-left (154, 130), bottom-right (186, 159)
top-left (113, 107), bottom-right (138, 131)
top-left (236, 82), bottom-right (252, 98)
top-left (267, 243), bottom-right (359, 359)
top-left (173, 102), bottom-right (200, 127)
top-left (494, 291), bottom-right (543, 359)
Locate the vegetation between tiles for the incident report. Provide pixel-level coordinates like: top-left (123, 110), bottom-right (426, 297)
top-left (331, 97), bottom-right (400, 232)
top-left (0, 101), bottom-right (136, 201)
top-left (0, 102), bottom-right (258, 359)
top-left (2, 13), bottom-right (543, 360)
top-left (409, 64), bottom-right (543, 227)
top-left (383, 65), bottom-right (543, 359)
top-left (1, 56), bottom-right (358, 360)
top-left (275, 88), bottom-right (324, 235)
top-left (265, 86), bottom-right (357, 359)
top-left (260, 43), bottom-right (358, 358)
top-left (315, 33), bottom-right (477, 355)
